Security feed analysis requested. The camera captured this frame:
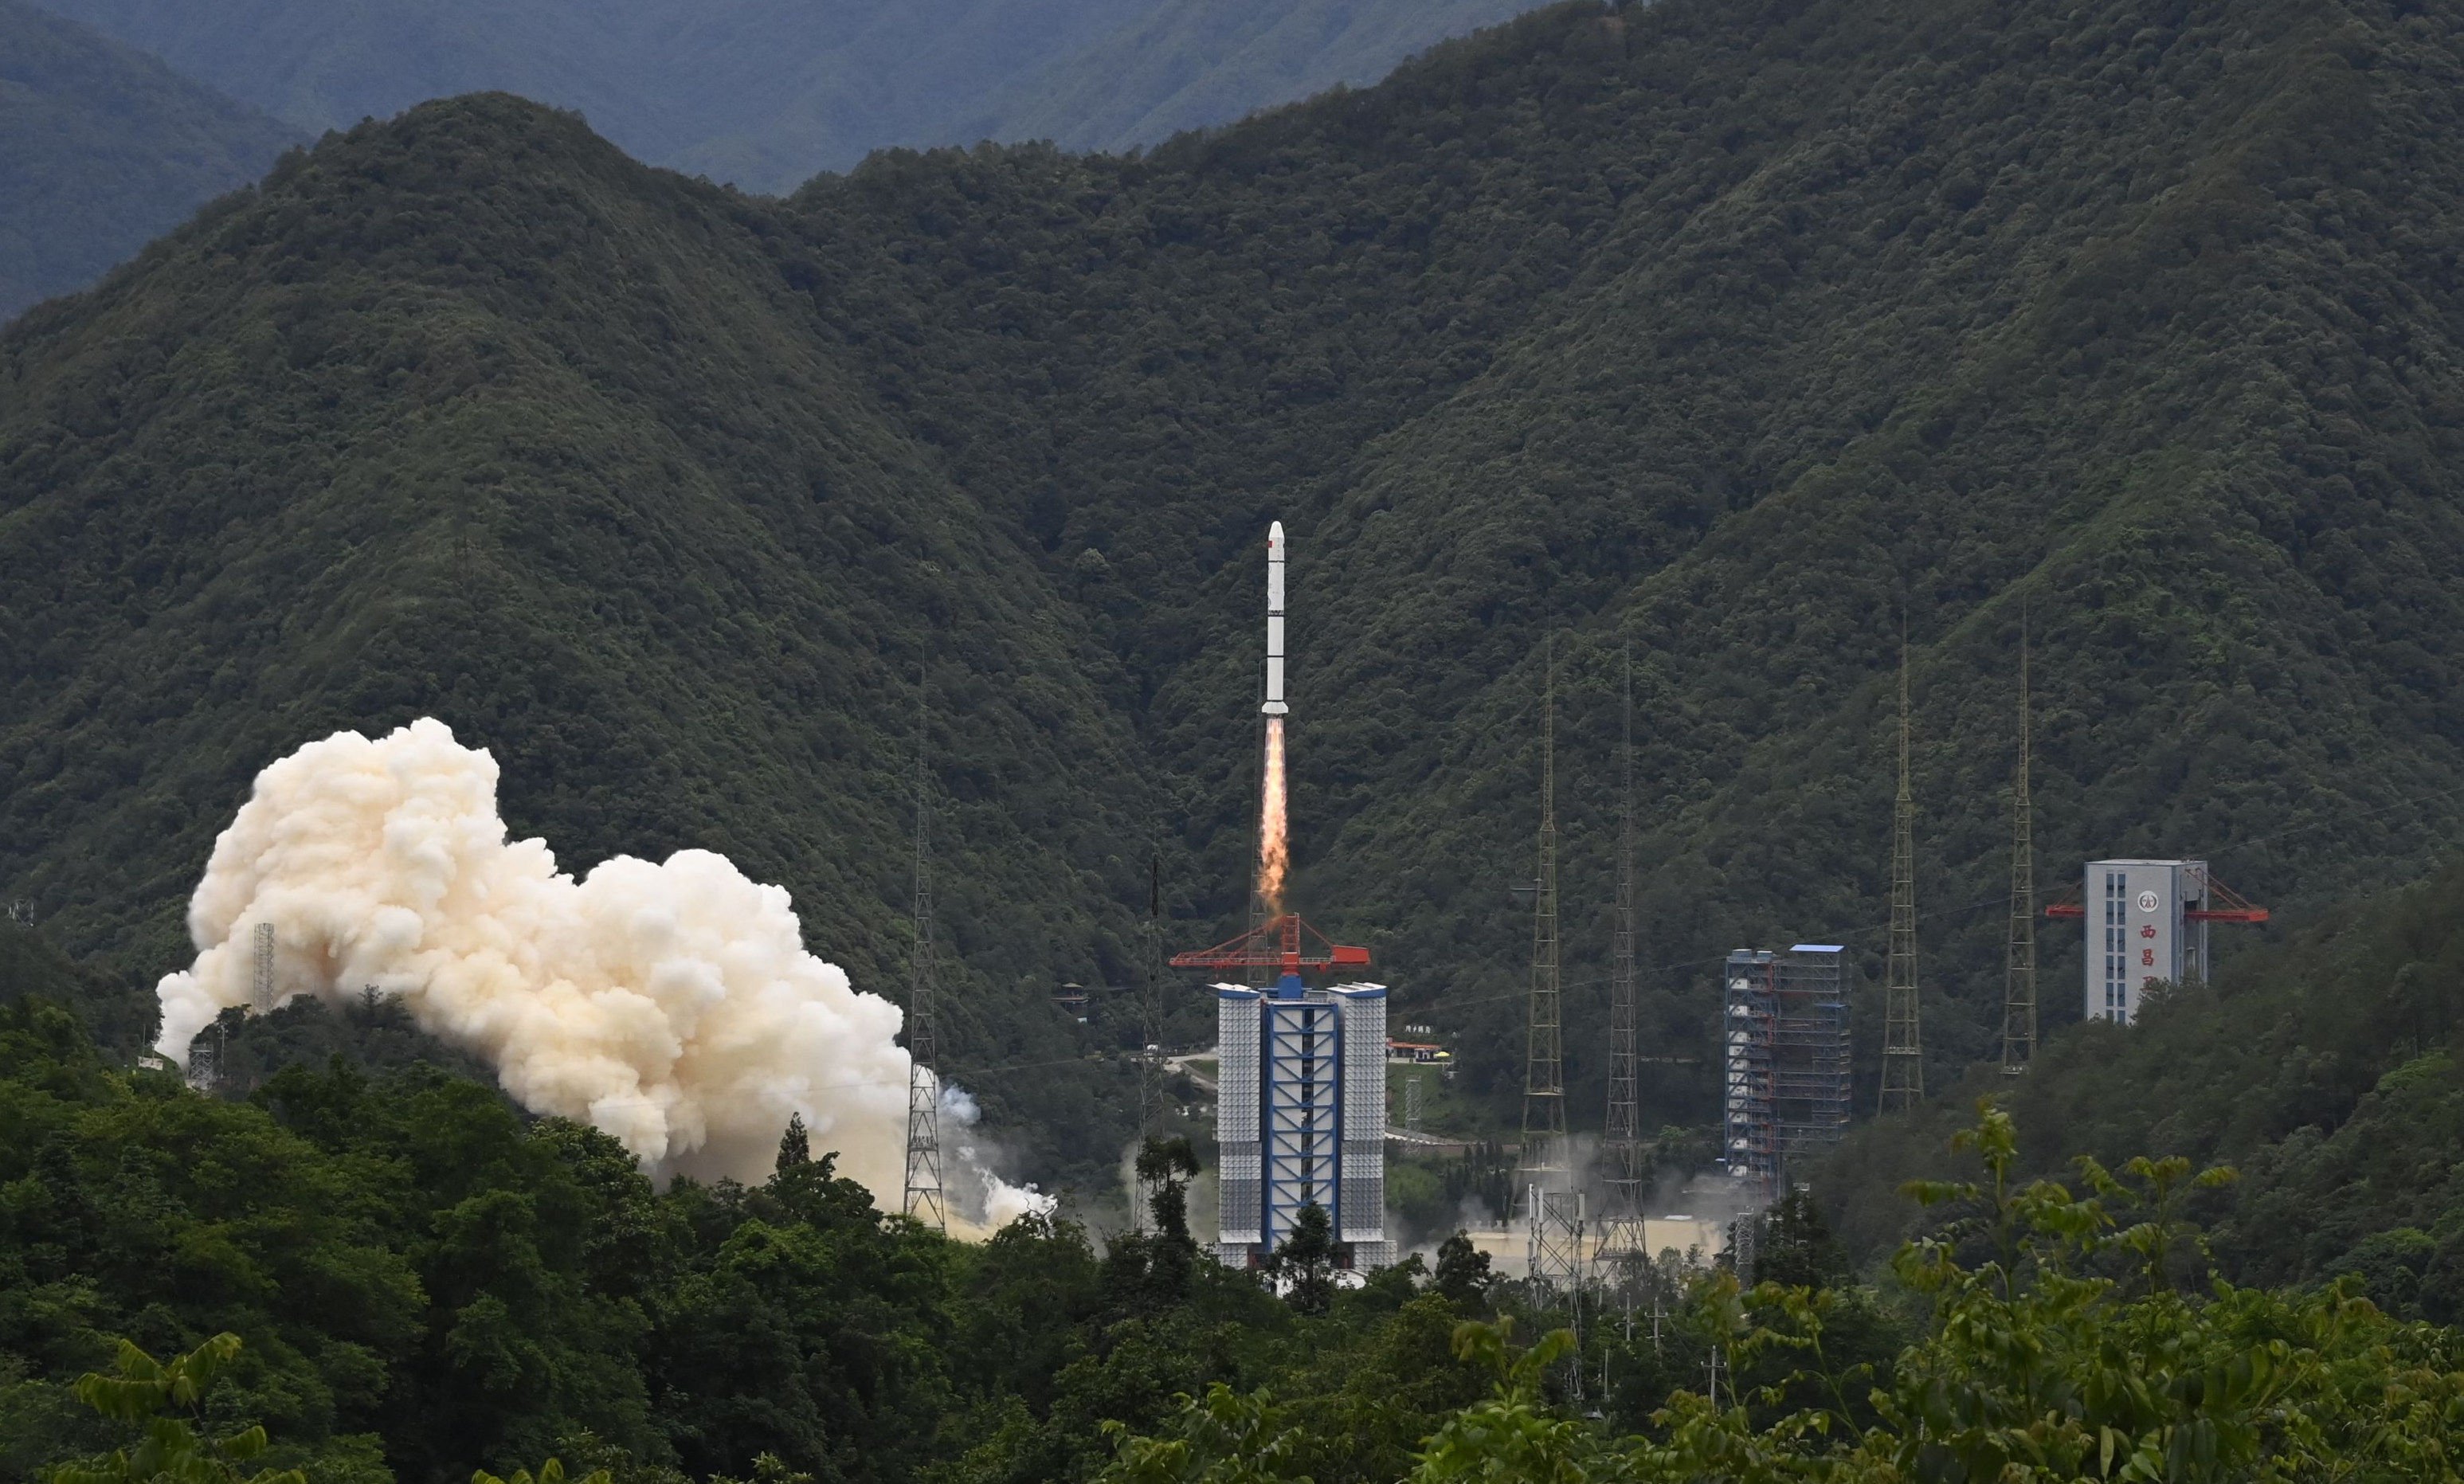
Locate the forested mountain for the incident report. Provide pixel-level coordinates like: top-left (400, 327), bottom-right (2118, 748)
top-left (0, 0), bottom-right (296, 321)
top-left (5, 0), bottom-right (2464, 1193)
top-left (27, 0), bottom-right (1541, 192)
top-left (1817, 861), bottom-right (2464, 1312)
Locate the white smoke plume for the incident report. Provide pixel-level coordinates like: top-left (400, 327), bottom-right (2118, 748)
top-left (938, 1083), bottom-right (1056, 1227)
top-left (152, 719), bottom-right (915, 1198)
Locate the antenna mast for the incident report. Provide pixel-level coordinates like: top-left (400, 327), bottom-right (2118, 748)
top-left (1522, 637), bottom-right (1582, 1310)
top-left (1522, 636), bottom-right (1566, 1181)
top-left (1606, 651), bottom-right (1640, 1207)
top-left (1136, 846), bottom-right (1165, 1231)
top-left (1880, 632), bottom-right (1925, 1113)
top-left (1598, 650), bottom-right (1645, 1277)
top-left (904, 675), bottom-right (947, 1231)
top-left (2003, 611), bottom-right (2038, 1073)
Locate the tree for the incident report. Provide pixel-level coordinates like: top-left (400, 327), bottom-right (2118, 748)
top-left (1747, 1189), bottom-right (1843, 1290)
top-left (472, 1458), bottom-right (613, 1484)
top-left (1408, 1323), bottom-right (1603, 1484)
top-left (1135, 1137), bottom-right (1201, 1245)
top-left (775, 1114), bottom-right (809, 1173)
top-left (48, 1334), bottom-right (306, 1484)
top-left (1432, 1232), bottom-right (1494, 1311)
top-left (1264, 1205), bottom-right (1338, 1316)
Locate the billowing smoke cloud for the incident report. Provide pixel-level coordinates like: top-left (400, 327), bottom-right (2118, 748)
top-left (938, 1083), bottom-right (1056, 1227)
top-left (154, 719), bottom-right (919, 1196)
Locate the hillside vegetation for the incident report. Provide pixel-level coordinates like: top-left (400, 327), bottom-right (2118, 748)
top-left (4, 0), bottom-right (2464, 1191)
top-left (0, 0), bottom-right (295, 321)
top-left (1819, 861), bottom-right (2464, 1303)
top-left (29, 0), bottom-right (1541, 191)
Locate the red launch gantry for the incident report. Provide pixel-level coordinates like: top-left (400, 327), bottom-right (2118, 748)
top-left (2043, 872), bottom-right (2269, 922)
top-left (1169, 913), bottom-right (1369, 977)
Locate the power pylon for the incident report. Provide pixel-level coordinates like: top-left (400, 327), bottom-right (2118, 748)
top-left (2002, 612), bottom-right (2038, 1075)
top-left (1879, 636), bottom-right (1924, 1114)
top-left (903, 677), bottom-right (947, 1231)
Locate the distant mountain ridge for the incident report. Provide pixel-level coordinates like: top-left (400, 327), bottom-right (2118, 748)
top-left (29, 0), bottom-right (1545, 192)
top-left (0, 0), bottom-right (296, 320)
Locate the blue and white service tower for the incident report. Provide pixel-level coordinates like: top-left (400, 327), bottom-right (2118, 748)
top-left (1212, 965), bottom-right (1390, 1271)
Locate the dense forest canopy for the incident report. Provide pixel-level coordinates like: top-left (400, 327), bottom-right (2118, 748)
top-left (0, 0), bottom-right (296, 321)
top-left (23, 0), bottom-right (1545, 191)
top-left (4, 0), bottom-right (2463, 1189)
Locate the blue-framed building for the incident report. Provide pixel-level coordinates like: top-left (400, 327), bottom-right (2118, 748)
top-left (1213, 975), bottom-right (1391, 1270)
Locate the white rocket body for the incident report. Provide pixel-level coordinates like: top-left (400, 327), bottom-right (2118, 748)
top-left (1263, 522), bottom-right (1287, 715)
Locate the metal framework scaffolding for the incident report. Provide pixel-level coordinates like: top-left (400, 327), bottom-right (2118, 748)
top-left (1724, 946), bottom-right (1850, 1201)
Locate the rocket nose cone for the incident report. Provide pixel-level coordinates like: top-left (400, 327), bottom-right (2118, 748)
top-left (1269, 520), bottom-right (1284, 543)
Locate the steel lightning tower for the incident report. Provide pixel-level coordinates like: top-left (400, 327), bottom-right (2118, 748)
top-left (2003, 614), bottom-right (2038, 1074)
top-left (1596, 650), bottom-right (1647, 1278)
top-left (1879, 636), bottom-right (1924, 1114)
top-left (1522, 637), bottom-right (1581, 1294)
top-left (903, 678), bottom-right (947, 1231)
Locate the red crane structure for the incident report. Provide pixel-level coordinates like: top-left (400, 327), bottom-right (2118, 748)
top-left (2043, 873), bottom-right (2270, 922)
top-left (1169, 913), bottom-right (1369, 980)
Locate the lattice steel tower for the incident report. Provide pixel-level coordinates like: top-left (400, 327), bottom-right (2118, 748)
top-left (1879, 637), bottom-right (1924, 1113)
top-left (903, 679), bottom-right (947, 1231)
top-left (1522, 637), bottom-right (1567, 1180)
top-left (2002, 614), bottom-right (2038, 1075)
top-left (251, 922), bottom-right (276, 1012)
top-left (1596, 650), bottom-right (1647, 1274)
top-left (1135, 848), bottom-right (1166, 1231)
top-left (1522, 638), bottom-right (1581, 1296)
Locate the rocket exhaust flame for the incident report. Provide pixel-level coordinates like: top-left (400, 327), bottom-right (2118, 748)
top-left (1257, 521), bottom-right (1290, 913)
top-left (1259, 716), bottom-right (1288, 913)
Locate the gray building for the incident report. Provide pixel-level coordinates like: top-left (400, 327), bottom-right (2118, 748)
top-left (2082, 859), bottom-right (2212, 1024)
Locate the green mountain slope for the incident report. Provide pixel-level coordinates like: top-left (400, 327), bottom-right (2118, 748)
top-left (0, 96), bottom-right (1156, 1181)
top-left (5, 0), bottom-right (2463, 1187)
top-left (0, 0), bottom-right (296, 321)
top-left (1815, 862), bottom-right (2464, 1300)
top-left (31, 0), bottom-right (1542, 192)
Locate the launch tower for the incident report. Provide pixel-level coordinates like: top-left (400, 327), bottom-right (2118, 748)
top-left (1174, 523), bottom-right (1392, 1271)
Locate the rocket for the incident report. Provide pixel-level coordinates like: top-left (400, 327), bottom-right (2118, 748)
top-left (1262, 521), bottom-right (1287, 715)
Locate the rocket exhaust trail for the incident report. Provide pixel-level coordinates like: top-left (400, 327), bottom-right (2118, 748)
top-left (1258, 522), bottom-right (1290, 912)
top-left (1259, 718), bottom-right (1287, 912)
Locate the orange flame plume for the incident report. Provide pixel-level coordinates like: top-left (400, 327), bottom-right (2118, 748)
top-left (1258, 717), bottom-right (1288, 913)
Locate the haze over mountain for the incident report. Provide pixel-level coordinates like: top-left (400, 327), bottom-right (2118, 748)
top-left (0, 0), bottom-right (296, 320)
top-left (4, 0), bottom-right (2461, 1197)
top-left (29, 0), bottom-right (1545, 193)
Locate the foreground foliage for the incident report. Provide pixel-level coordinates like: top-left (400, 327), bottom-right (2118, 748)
top-left (0, 981), bottom-right (1496, 1484)
top-left (1105, 1106), bottom-right (2464, 1482)
top-left (49, 1334), bottom-right (305, 1484)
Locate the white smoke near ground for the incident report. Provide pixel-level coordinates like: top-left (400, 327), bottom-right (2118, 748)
top-left (938, 1083), bottom-right (1055, 1227)
top-left (152, 719), bottom-right (925, 1198)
